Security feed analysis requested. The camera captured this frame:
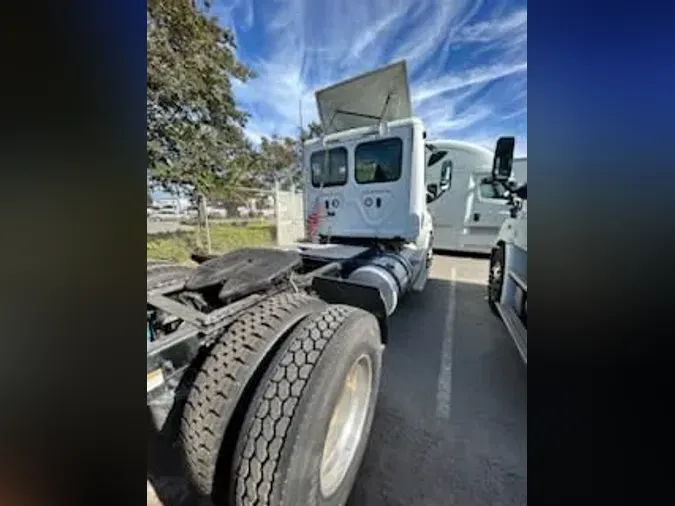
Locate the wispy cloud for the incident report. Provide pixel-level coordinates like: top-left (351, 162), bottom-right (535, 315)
top-left (347, 8), bottom-right (404, 60)
top-left (412, 62), bottom-right (527, 104)
top-left (215, 0), bottom-right (527, 154)
top-left (454, 9), bottom-right (527, 42)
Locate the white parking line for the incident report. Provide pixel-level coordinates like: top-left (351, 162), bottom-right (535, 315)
top-left (436, 267), bottom-right (457, 421)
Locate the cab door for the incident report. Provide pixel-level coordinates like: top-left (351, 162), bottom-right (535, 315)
top-left (350, 125), bottom-right (414, 238)
top-left (462, 171), bottom-right (511, 250)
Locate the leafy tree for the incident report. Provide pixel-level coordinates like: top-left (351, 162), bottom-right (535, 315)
top-left (293, 121), bottom-right (324, 189)
top-left (147, 0), bottom-right (255, 237)
top-left (252, 121), bottom-right (324, 191)
top-left (258, 135), bottom-right (297, 188)
top-left (146, 0), bottom-right (327, 244)
top-left (301, 121), bottom-right (323, 142)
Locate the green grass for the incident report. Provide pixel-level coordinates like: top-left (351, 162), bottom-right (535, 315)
top-left (147, 223), bottom-right (276, 263)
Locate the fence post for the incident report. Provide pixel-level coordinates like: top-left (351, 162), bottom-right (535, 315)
top-left (200, 194), bottom-right (212, 254)
top-left (274, 179), bottom-right (282, 246)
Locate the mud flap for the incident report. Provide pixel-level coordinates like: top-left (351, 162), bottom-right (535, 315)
top-left (311, 275), bottom-right (389, 343)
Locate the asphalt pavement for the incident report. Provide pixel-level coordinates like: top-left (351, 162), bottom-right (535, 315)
top-left (347, 254), bottom-right (527, 506)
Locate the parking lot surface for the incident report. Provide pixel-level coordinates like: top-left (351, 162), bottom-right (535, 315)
top-left (347, 254), bottom-right (527, 506)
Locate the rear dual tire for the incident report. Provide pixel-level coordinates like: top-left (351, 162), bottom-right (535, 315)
top-left (232, 305), bottom-right (383, 506)
top-left (181, 297), bottom-right (383, 506)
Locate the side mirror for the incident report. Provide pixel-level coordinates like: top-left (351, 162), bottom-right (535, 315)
top-left (439, 159), bottom-right (452, 192)
top-left (439, 169), bottom-right (450, 192)
top-left (426, 183), bottom-right (438, 203)
top-left (492, 136), bottom-right (515, 181)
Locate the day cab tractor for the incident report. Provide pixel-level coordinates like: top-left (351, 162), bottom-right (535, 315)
top-left (486, 138), bottom-right (527, 364)
top-left (146, 60), bottom-right (512, 506)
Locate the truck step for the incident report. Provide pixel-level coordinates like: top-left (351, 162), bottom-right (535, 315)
top-left (411, 262), bottom-right (429, 292)
top-left (508, 270), bottom-right (527, 291)
top-left (495, 302), bottom-right (527, 364)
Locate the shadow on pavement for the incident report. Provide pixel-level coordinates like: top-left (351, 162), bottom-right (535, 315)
top-left (433, 249), bottom-right (491, 260)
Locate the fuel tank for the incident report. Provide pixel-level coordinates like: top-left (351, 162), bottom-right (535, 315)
top-left (347, 250), bottom-right (417, 316)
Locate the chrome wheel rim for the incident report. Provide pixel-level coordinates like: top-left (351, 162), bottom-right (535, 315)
top-left (320, 354), bottom-right (373, 497)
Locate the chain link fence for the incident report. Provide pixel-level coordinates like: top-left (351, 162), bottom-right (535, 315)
top-left (147, 185), bottom-right (306, 263)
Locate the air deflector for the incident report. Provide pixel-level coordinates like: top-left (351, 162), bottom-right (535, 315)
top-left (315, 60), bottom-right (412, 135)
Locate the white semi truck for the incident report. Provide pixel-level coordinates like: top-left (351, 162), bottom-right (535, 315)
top-left (424, 141), bottom-right (526, 254)
top-left (512, 156), bottom-right (527, 183)
top-left (146, 60), bottom-right (514, 506)
top-left (487, 163), bottom-right (527, 364)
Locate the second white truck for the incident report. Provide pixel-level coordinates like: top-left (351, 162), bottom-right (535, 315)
top-left (487, 163), bottom-right (528, 364)
top-left (425, 141), bottom-right (526, 254)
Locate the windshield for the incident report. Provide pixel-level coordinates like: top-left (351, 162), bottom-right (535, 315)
top-left (479, 180), bottom-right (510, 200)
top-left (310, 147), bottom-right (348, 187)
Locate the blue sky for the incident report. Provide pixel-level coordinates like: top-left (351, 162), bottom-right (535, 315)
top-left (212, 0), bottom-right (527, 157)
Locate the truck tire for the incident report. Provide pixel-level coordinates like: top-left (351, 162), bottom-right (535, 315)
top-left (487, 243), bottom-right (505, 314)
top-left (147, 263), bottom-right (194, 291)
top-left (231, 305), bottom-right (383, 506)
top-left (180, 293), bottom-right (327, 499)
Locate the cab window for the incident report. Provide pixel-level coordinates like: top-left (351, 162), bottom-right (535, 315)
top-left (479, 180), bottom-right (509, 199)
top-left (441, 160), bottom-right (453, 188)
top-left (355, 138), bottom-right (403, 184)
top-left (310, 147), bottom-right (348, 187)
